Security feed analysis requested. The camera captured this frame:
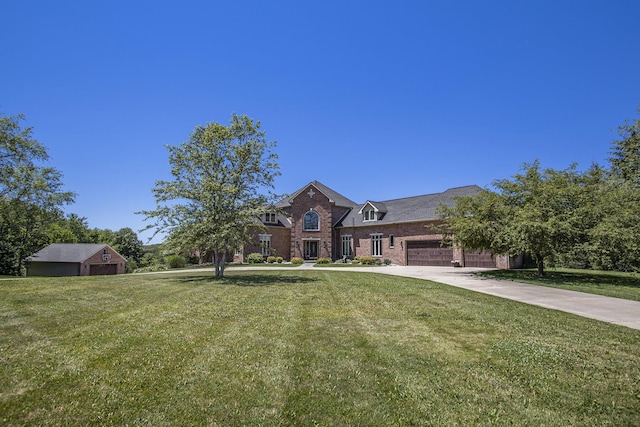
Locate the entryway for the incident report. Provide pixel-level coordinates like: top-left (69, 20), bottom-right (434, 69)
top-left (304, 240), bottom-right (319, 260)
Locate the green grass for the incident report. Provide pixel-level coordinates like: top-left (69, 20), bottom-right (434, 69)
top-left (478, 268), bottom-right (640, 301)
top-left (1, 271), bottom-right (639, 426)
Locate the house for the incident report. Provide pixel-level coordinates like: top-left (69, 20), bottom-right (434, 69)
top-left (238, 181), bottom-right (517, 268)
top-left (26, 244), bottom-right (126, 276)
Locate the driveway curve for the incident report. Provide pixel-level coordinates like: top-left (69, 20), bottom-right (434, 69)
top-left (225, 264), bottom-right (640, 330)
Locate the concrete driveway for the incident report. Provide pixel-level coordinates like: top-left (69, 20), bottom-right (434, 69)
top-left (312, 265), bottom-right (640, 330)
top-left (228, 264), bottom-right (640, 330)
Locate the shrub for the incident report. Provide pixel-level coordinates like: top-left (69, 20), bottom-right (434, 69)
top-left (267, 256), bottom-right (277, 264)
top-left (291, 257), bottom-right (304, 265)
top-left (316, 257), bottom-right (332, 264)
top-left (247, 253), bottom-right (264, 264)
top-left (276, 256), bottom-right (284, 264)
top-left (359, 256), bottom-right (376, 265)
top-left (384, 259), bottom-right (392, 265)
top-left (166, 255), bottom-right (187, 269)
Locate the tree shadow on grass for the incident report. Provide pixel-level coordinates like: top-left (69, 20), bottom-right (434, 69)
top-left (175, 273), bottom-right (319, 287)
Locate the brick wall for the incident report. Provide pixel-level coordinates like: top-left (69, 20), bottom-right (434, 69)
top-left (338, 220), bottom-right (450, 265)
top-left (289, 185), bottom-right (335, 259)
top-left (79, 246), bottom-right (126, 275)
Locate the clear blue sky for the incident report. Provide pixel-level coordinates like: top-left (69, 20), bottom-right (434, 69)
top-left (2, 1), bottom-right (639, 244)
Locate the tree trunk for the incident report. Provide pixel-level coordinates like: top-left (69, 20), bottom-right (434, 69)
top-left (536, 256), bottom-right (545, 277)
top-left (213, 248), bottom-right (226, 277)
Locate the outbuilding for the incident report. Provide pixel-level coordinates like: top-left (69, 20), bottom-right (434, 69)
top-left (26, 243), bottom-right (126, 277)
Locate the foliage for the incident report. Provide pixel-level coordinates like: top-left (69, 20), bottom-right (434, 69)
top-left (1, 271), bottom-right (638, 425)
top-left (315, 257), bottom-right (332, 264)
top-left (247, 252), bottom-right (264, 264)
top-left (440, 161), bottom-right (603, 276)
top-left (266, 255), bottom-right (277, 264)
top-left (609, 106), bottom-right (640, 185)
top-left (291, 257), bottom-right (304, 265)
top-left (165, 255), bottom-right (187, 269)
top-left (358, 256), bottom-right (376, 265)
top-left (0, 114), bottom-right (75, 275)
top-left (139, 114), bottom-right (280, 277)
top-left (383, 258), bottom-right (392, 265)
top-left (275, 256), bottom-right (283, 264)
top-left (110, 227), bottom-right (144, 262)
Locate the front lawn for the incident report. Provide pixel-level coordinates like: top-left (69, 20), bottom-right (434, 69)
top-left (1, 271), bottom-right (638, 425)
top-left (478, 268), bottom-right (640, 301)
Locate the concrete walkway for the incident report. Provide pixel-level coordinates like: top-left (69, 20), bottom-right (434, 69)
top-left (229, 264), bottom-right (640, 330)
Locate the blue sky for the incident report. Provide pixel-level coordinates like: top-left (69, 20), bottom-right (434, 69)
top-left (2, 1), bottom-right (639, 244)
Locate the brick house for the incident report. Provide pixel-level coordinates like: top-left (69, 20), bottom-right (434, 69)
top-left (239, 181), bottom-right (517, 268)
top-left (26, 243), bottom-right (126, 276)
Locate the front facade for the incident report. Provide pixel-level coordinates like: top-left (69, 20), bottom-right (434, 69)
top-left (26, 244), bottom-right (126, 276)
top-left (239, 181), bottom-right (514, 268)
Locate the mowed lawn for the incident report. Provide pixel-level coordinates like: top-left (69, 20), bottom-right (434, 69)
top-left (1, 271), bottom-right (639, 426)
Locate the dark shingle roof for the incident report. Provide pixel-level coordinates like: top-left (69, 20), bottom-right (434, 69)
top-left (26, 244), bottom-right (117, 263)
top-left (338, 185), bottom-right (482, 227)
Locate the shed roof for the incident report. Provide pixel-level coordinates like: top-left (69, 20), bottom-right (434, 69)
top-left (26, 244), bottom-right (123, 263)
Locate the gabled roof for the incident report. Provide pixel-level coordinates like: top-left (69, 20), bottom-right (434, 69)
top-left (26, 244), bottom-right (123, 263)
top-left (338, 185), bottom-right (482, 227)
top-left (275, 180), bottom-right (358, 209)
top-left (358, 201), bottom-right (388, 214)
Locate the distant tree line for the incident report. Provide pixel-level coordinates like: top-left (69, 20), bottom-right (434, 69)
top-left (439, 108), bottom-right (640, 276)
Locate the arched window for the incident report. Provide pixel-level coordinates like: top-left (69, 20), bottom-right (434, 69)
top-left (303, 210), bottom-right (319, 231)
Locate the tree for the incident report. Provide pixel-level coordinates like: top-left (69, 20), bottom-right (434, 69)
top-left (111, 227), bottom-right (144, 265)
top-left (609, 107), bottom-right (640, 185)
top-left (139, 114), bottom-right (281, 277)
top-left (440, 161), bottom-right (586, 277)
top-left (0, 114), bottom-right (74, 275)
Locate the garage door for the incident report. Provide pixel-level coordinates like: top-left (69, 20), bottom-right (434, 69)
top-left (89, 264), bottom-right (118, 275)
top-left (407, 241), bottom-right (453, 266)
top-left (464, 250), bottom-right (496, 268)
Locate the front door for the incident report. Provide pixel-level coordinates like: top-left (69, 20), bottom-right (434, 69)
top-left (304, 240), bottom-right (318, 260)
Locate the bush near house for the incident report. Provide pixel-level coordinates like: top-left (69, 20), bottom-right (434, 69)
top-left (276, 256), bottom-right (283, 264)
top-left (247, 253), bottom-right (264, 264)
top-left (316, 257), bottom-right (332, 264)
top-left (359, 256), bottom-right (376, 265)
top-left (291, 257), bottom-right (304, 265)
top-left (267, 256), bottom-right (277, 264)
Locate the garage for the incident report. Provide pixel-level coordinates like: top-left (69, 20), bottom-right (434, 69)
top-left (89, 263), bottom-right (118, 275)
top-left (464, 250), bottom-right (496, 268)
top-left (26, 243), bottom-right (126, 277)
top-left (406, 241), bottom-right (453, 266)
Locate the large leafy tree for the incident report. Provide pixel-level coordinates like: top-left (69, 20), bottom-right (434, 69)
top-left (0, 114), bottom-right (74, 275)
top-left (440, 161), bottom-right (587, 276)
top-left (140, 114), bottom-right (280, 277)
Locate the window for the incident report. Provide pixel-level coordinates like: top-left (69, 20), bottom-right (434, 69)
top-left (342, 235), bottom-right (352, 257)
top-left (263, 212), bottom-right (277, 224)
top-left (303, 210), bottom-right (319, 231)
top-left (389, 234), bottom-right (395, 248)
top-left (259, 234), bottom-right (271, 256)
top-left (371, 234), bottom-right (383, 257)
top-left (363, 209), bottom-right (376, 221)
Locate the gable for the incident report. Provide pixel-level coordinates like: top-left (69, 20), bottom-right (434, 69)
top-left (276, 181), bottom-right (357, 209)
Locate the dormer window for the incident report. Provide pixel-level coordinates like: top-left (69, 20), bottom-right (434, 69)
top-left (263, 212), bottom-right (277, 224)
top-left (363, 209), bottom-right (376, 221)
